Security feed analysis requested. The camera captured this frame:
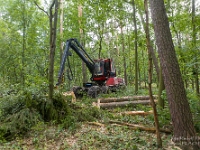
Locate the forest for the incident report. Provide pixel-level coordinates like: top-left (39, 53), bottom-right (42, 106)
top-left (0, 0), bottom-right (200, 149)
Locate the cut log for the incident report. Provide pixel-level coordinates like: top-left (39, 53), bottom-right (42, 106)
top-left (96, 100), bottom-right (157, 109)
top-left (120, 110), bottom-right (153, 116)
top-left (109, 120), bottom-right (171, 133)
top-left (98, 95), bottom-right (157, 103)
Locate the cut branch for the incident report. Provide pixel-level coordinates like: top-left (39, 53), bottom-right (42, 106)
top-left (109, 120), bottom-right (171, 134)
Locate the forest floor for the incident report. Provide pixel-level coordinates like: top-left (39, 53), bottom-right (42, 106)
top-left (0, 121), bottom-right (179, 150)
top-left (0, 97), bottom-right (181, 150)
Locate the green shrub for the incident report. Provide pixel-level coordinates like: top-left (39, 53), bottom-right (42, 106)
top-left (187, 91), bottom-right (200, 133)
top-left (0, 87), bottom-right (46, 140)
top-left (0, 86), bottom-right (103, 141)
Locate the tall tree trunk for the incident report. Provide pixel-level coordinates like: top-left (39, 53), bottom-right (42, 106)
top-left (192, 0), bottom-right (199, 96)
top-left (141, 46), bottom-right (147, 88)
top-left (132, 0), bottom-right (138, 94)
top-left (59, 0), bottom-right (64, 64)
top-left (127, 28), bottom-right (133, 83)
top-left (120, 24), bottom-right (127, 85)
top-left (98, 25), bottom-right (103, 59)
top-left (158, 68), bottom-right (165, 108)
top-left (22, 0), bottom-right (26, 86)
top-left (149, 0), bottom-right (199, 149)
top-left (49, 0), bottom-right (59, 101)
top-left (78, 5), bottom-right (87, 83)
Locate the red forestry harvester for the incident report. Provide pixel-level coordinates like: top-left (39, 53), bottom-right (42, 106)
top-left (56, 38), bottom-right (125, 98)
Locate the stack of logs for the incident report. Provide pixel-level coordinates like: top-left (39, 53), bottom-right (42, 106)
top-left (93, 95), bottom-right (157, 109)
top-left (91, 95), bottom-right (172, 133)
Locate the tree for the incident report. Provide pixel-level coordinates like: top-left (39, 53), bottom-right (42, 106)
top-left (132, 0), bottom-right (139, 94)
top-left (49, 0), bottom-right (59, 101)
top-left (149, 0), bottom-right (199, 149)
top-left (35, 0), bottom-right (59, 101)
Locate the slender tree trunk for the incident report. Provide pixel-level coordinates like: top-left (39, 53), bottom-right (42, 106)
top-left (22, 0), bottom-right (26, 86)
top-left (49, 0), bottom-right (59, 101)
top-left (78, 5), bottom-right (87, 83)
top-left (98, 26), bottom-right (103, 59)
top-left (132, 0), bottom-right (138, 94)
top-left (120, 24), bottom-right (127, 85)
top-left (158, 68), bottom-right (165, 108)
top-left (59, 0), bottom-right (64, 64)
top-left (145, 1), bottom-right (162, 147)
top-left (149, 0), bottom-right (199, 149)
top-left (141, 47), bottom-right (147, 88)
top-left (127, 29), bottom-right (133, 83)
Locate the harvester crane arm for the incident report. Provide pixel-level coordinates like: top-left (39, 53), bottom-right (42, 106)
top-left (57, 38), bottom-right (95, 85)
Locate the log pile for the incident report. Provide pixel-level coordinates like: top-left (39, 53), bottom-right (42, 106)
top-left (93, 95), bottom-right (157, 109)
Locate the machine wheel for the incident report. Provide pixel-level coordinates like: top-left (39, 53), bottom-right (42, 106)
top-left (101, 86), bottom-right (109, 94)
top-left (72, 86), bottom-right (83, 99)
top-left (87, 86), bottom-right (101, 98)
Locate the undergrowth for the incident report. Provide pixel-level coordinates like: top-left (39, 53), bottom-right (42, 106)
top-left (0, 85), bottom-right (102, 142)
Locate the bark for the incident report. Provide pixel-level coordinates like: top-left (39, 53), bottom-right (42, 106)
top-left (49, 0), bottom-right (59, 101)
top-left (149, 0), bottom-right (199, 148)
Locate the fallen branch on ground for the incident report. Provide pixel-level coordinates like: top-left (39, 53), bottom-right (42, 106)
top-left (86, 122), bottom-right (105, 127)
top-left (109, 120), bottom-right (172, 134)
top-left (86, 121), bottom-right (172, 134)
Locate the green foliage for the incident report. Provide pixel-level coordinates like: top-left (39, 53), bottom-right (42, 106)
top-left (0, 108), bottom-right (41, 141)
top-left (60, 101), bottom-right (102, 132)
top-left (0, 87), bottom-right (46, 140)
top-left (0, 85), bottom-right (103, 141)
top-left (187, 90), bottom-right (200, 132)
